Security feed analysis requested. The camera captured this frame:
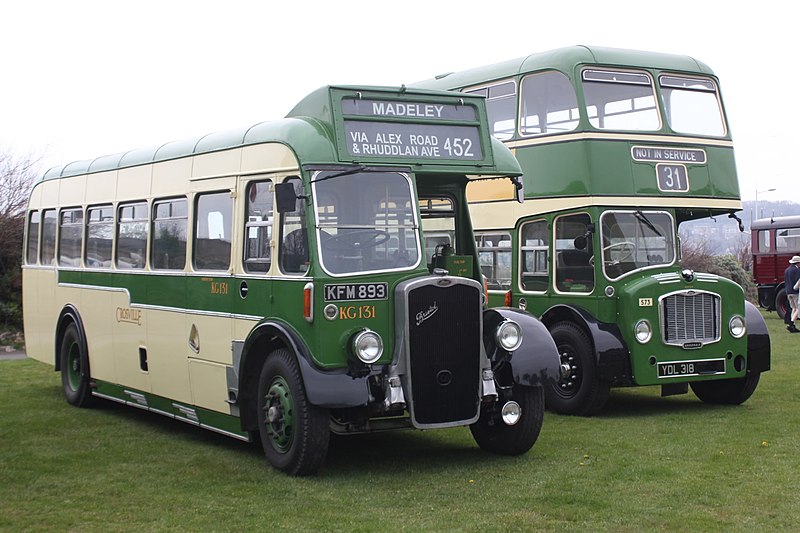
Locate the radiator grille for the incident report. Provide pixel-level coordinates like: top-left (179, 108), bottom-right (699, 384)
top-left (407, 283), bottom-right (481, 425)
top-left (661, 291), bottom-right (720, 345)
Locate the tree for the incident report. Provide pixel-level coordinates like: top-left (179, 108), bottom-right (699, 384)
top-left (0, 150), bottom-right (39, 327)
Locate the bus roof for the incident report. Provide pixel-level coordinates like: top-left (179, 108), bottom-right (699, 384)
top-left (752, 216), bottom-right (800, 231)
top-left (39, 85), bottom-right (521, 182)
top-left (413, 45), bottom-right (715, 90)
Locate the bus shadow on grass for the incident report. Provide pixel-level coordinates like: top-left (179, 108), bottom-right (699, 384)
top-left (593, 388), bottom-right (737, 419)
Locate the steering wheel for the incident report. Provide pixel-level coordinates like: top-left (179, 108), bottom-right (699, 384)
top-left (602, 241), bottom-right (635, 264)
top-left (322, 229), bottom-right (390, 252)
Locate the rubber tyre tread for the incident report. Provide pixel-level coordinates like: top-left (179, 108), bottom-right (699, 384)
top-left (690, 373), bottom-right (760, 405)
top-left (59, 322), bottom-right (94, 408)
top-left (546, 321), bottom-right (610, 416)
top-left (470, 385), bottom-right (544, 456)
top-left (256, 348), bottom-right (329, 476)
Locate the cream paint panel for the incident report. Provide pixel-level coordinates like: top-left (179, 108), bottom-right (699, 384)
top-left (146, 309), bottom-right (191, 404)
top-left (79, 288), bottom-right (117, 382)
top-left (31, 269), bottom-right (58, 363)
top-left (22, 269), bottom-right (48, 362)
top-left (188, 359), bottom-right (230, 413)
top-left (111, 291), bottom-right (150, 392)
top-left (28, 183), bottom-right (43, 209)
top-left (116, 166), bottom-right (152, 201)
top-left (186, 314), bottom-right (233, 365)
top-left (469, 196), bottom-right (743, 230)
top-left (58, 174), bottom-right (87, 207)
top-left (151, 158), bottom-right (193, 198)
top-left (240, 143), bottom-right (298, 174)
top-left (192, 148), bottom-right (242, 179)
top-left (39, 179), bottom-right (61, 209)
top-left (84, 171), bottom-right (118, 205)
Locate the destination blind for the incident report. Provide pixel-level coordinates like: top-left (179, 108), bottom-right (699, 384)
top-left (341, 98), bottom-right (483, 161)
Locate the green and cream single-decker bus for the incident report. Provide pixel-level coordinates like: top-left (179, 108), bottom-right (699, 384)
top-left (22, 85), bottom-right (561, 475)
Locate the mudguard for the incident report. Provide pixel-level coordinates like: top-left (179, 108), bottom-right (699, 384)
top-left (541, 304), bottom-right (633, 386)
top-left (744, 301), bottom-right (771, 374)
top-left (239, 320), bottom-right (371, 412)
top-left (483, 307), bottom-right (561, 388)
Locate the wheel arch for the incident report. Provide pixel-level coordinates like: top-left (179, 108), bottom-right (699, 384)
top-left (237, 319), bottom-right (371, 432)
top-left (540, 304), bottom-right (632, 385)
top-left (54, 305), bottom-right (88, 373)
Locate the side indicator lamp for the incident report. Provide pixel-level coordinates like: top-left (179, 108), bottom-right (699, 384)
top-left (303, 282), bottom-right (313, 323)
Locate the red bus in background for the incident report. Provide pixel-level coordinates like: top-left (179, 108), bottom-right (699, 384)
top-left (752, 215), bottom-right (800, 319)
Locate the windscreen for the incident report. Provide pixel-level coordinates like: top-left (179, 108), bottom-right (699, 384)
top-left (313, 171), bottom-right (420, 276)
top-left (600, 210), bottom-right (675, 280)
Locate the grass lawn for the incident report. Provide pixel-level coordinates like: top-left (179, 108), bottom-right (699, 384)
top-left (1, 311), bottom-right (798, 532)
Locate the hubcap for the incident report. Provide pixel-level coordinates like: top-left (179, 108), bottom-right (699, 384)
top-left (556, 347), bottom-right (581, 398)
top-left (67, 343), bottom-right (81, 391)
top-left (263, 376), bottom-right (295, 453)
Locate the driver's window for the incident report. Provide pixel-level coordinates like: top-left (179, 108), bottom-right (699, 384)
top-left (244, 180), bottom-right (273, 273)
top-left (555, 213), bottom-right (594, 293)
top-left (520, 220), bottom-right (549, 292)
top-left (419, 197), bottom-right (456, 265)
top-left (279, 178), bottom-right (308, 275)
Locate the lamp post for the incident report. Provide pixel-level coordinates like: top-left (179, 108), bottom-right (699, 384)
top-left (755, 188), bottom-right (777, 219)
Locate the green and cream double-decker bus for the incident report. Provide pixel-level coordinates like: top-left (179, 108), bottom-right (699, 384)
top-left (414, 46), bottom-right (771, 415)
top-left (23, 85), bottom-right (561, 475)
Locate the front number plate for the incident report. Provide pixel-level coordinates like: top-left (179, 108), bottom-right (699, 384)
top-left (324, 282), bottom-right (388, 302)
top-left (657, 358), bottom-right (725, 378)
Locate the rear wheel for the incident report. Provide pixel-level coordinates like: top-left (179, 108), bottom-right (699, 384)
top-left (546, 322), bottom-right (610, 416)
top-left (470, 385), bottom-right (544, 455)
top-left (776, 287), bottom-right (789, 322)
top-left (256, 348), bottom-right (329, 476)
top-left (690, 373), bottom-right (760, 405)
top-left (59, 322), bottom-right (94, 408)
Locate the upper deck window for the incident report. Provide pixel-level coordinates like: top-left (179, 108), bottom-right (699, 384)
top-left (659, 75), bottom-right (725, 136)
top-left (313, 170), bottom-right (420, 276)
top-left (582, 69), bottom-right (659, 131)
top-left (465, 81), bottom-right (516, 140)
top-left (520, 71), bottom-right (579, 135)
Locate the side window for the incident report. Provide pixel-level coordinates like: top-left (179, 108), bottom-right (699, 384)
top-left (117, 202), bottom-right (148, 269)
top-left (279, 178), bottom-right (308, 275)
top-left (86, 205), bottom-right (114, 268)
top-left (776, 228), bottom-right (800, 253)
top-left (41, 210), bottom-right (57, 265)
top-left (26, 211), bottom-right (40, 265)
top-left (244, 180), bottom-right (273, 273)
top-left (555, 213), bottom-right (594, 293)
top-left (520, 220), bottom-right (549, 292)
top-left (757, 230), bottom-right (771, 253)
top-left (58, 208), bottom-right (84, 267)
top-left (194, 192), bottom-right (232, 271)
top-left (520, 71), bottom-right (579, 135)
top-left (476, 232), bottom-right (512, 290)
top-left (466, 81), bottom-right (516, 140)
top-left (152, 198), bottom-right (188, 270)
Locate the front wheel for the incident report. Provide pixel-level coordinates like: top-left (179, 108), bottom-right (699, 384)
top-left (59, 323), bottom-right (94, 408)
top-left (470, 385), bottom-right (544, 455)
top-left (690, 373), bottom-right (761, 405)
top-left (256, 349), bottom-right (330, 476)
top-left (546, 322), bottom-right (610, 416)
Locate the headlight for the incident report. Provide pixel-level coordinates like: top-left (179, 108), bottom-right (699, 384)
top-left (352, 329), bottom-right (383, 364)
top-left (495, 320), bottom-right (522, 351)
top-left (729, 315), bottom-right (746, 339)
top-left (634, 319), bottom-right (652, 344)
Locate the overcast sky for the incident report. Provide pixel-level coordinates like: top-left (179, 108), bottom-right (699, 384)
top-left (1, 1), bottom-right (793, 203)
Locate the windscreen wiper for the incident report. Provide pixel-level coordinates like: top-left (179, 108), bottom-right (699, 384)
top-left (634, 210), bottom-right (662, 237)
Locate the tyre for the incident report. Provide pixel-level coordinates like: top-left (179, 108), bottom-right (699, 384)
top-left (776, 288), bottom-right (789, 322)
top-left (690, 373), bottom-right (760, 405)
top-left (59, 322), bottom-right (94, 408)
top-left (256, 348), bottom-right (329, 476)
top-left (470, 385), bottom-right (544, 455)
top-left (546, 322), bottom-right (610, 416)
